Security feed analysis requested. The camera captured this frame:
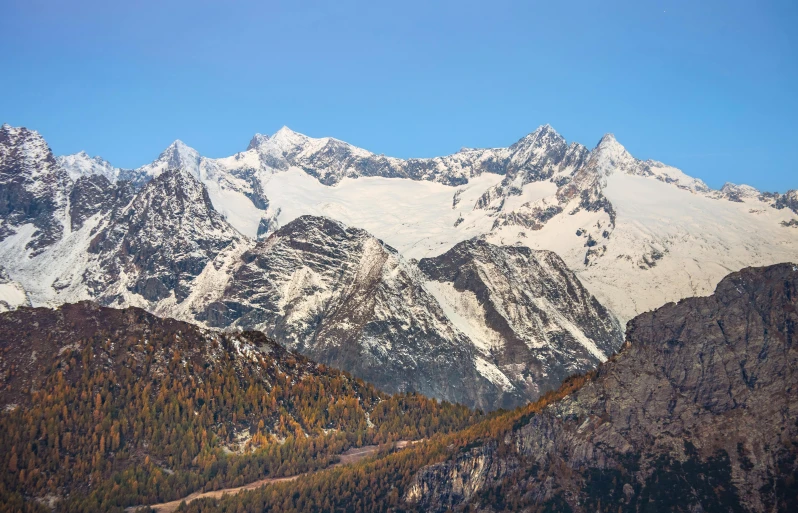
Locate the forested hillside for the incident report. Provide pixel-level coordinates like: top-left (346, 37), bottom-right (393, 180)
top-left (0, 302), bottom-right (480, 512)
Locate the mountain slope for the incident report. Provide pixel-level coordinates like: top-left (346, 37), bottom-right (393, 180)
top-left (0, 302), bottom-right (479, 511)
top-left (418, 239), bottom-right (622, 398)
top-left (164, 263), bottom-right (798, 513)
top-left (86, 168), bottom-right (245, 304)
top-left (1, 122), bottom-right (795, 410)
top-left (406, 263), bottom-right (798, 512)
top-left (194, 215), bottom-right (623, 411)
top-left (0, 124), bottom-right (70, 255)
top-left (198, 215), bottom-right (489, 408)
top-left (0, 164), bottom-right (248, 313)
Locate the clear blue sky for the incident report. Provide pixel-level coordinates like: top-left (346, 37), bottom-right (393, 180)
top-left (2, 0), bottom-right (796, 191)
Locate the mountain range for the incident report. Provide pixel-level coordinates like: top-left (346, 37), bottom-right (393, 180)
top-left (152, 263), bottom-right (798, 513)
top-left (1, 122), bottom-right (796, 410)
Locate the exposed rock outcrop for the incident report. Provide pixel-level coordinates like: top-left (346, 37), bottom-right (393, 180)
top-left (406, 263), bottom-right (798, 512)
top-left (196, 216), bottom-right (623, 411)
top-left (0, 124), bottom-right (70, 254)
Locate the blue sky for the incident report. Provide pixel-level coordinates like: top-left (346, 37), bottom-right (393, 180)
top-left (2, 0), bottom-right (796, 191)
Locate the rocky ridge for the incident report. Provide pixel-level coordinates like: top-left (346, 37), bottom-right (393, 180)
top-left (0, 301), bottom-right (479, 510)
top-left (405, 263), bottom-right (798, 512)
top-left (193, 216), bottom-right (624, 411)
top-left (0, 124), bottom-right (70, 254)
top-left (51, 123), bottom-right (798, 324)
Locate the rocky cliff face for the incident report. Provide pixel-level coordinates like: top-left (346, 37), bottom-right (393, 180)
top-left (197, 215), bottom-right (490, 408)
top-left (196, 216), bottom-right (623, 411)
top-left (418, 239), bottom-right (623, 401)
top-left (405, 263), bottom-right (798, 512)
top-left (0, 124), bottom-right (70, 254)
top-left (774, 189), bottom-right (798, 215)
top-left (86, 168), bottom-right (244, 304)
top-left (68, 174), bottom-right (134, 231)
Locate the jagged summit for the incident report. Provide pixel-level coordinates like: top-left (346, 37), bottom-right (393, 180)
top-left (509, 124), bottom-right (565, 149)
top-left (127, 138), bottom-right (203, 184)
top-left (0, 124), bottom-right (51, 160)
top-left (160, 139), bottom-right (199, 159)
top-left (0, 123), bottom-right (40, 137)
top-left (270, 125), bottom-right (308, 143)
top-left (193, 213), bottom-right (622, 410)
top-left (247, 132), bottom-right (270, 151)
top-left (596, 132), bottom-right (618, 144)
top-left (592, 133), bottom-right (631, 159)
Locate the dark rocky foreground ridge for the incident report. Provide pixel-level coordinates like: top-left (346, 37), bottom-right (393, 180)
top-left (403, 263), bottom-right (798, 512)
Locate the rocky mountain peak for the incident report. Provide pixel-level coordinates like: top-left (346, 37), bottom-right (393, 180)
top-left (84, 167), bottom-right (243, 303)
top-left (269, 126), bottom-right (310, 151)
top-left (582, 132), bottom-right (640, 179)
top-left (509, 124), bottom-right (566, 152)
top-left (0, 124), bottom-right (54, 169)
top-left (247, 132), bottom-right (270, 151)
top-left (123, 139), bottom-right (203, 187)
top-left (593, 132), bottom-right (629, 157)
top-left (418, 237), bottom-right (624, 398)
top-left (773, 189), bottom-right (798, 214)
top-left (161, 139), bottom-right (200, 172)
top-left (268, 213), bottom-right (349, 240)
top-left (0, 124), bottom-right (69, 254)
top-left (56, 150), bottom-right (120, 182)
top-left (718, 182), bottom-right (761, 201)
top-left (191, 214), bottom-right (624, 410)
top-left (139, 166), bottom-right (216, 212)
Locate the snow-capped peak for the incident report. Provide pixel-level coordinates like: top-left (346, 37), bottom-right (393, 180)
top-left (586, 133), bottom-right (637, 177)
top-left (514, 124), bottom-right (563, 145)
top-left (147, 140), bottom-right (202, 180)
top-left (56, 151), bottom-right (120, 183)
top-left (268, 126), bottom-right (312, 153)
top-left (162, 139), bottom-right (198, 159)
top-left (594, 133), bottom-right (627, 154)
top-left (535, 123), bottom-right (558, 136)
top-left (0, 124), bottom-right (57, 176)
top-left (0, 124), bottom-right (45, 146)
top-left (247, 133), bottom-right (270, 151)
top-left (506, 124), bottom-right (568, 165)
top-left (720, 182), bottom-right (759, 195)
top-left (273, 125), bottom-right (299, 137)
